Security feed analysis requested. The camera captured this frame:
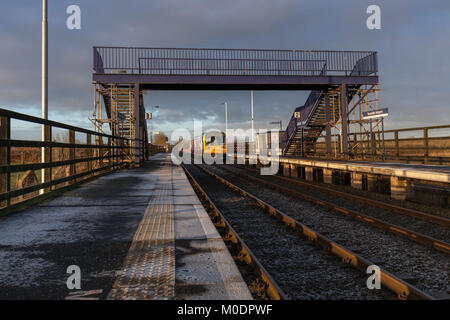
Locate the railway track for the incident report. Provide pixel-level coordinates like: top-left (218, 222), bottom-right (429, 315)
top-left (220, 164), bottom-right (450, 254)
top-left (183, 164), bottom-right (437, 300)
top-left (202, 164), bottom-right (449, 299)
top-left (238, 165), bottom-right (450, 227)
top-left (183, 165), bottom-right (287, 300)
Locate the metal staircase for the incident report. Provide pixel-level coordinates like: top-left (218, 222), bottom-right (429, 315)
top-left (282, 88), bottom-right (357, 156)
top-left (281, 54), bottom-right (377, 157)
top-left (91, 84), bottom-right (136, 162)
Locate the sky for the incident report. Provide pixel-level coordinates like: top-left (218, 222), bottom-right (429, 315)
top-left (1, 0), bottom-right (449, 141)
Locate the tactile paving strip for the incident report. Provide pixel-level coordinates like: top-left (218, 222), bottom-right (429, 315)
top-left (108, 167), bottom-right (175, 300)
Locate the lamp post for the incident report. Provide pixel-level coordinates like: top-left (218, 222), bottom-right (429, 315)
top-left (250, 91), bottom-right (254, 142)
top-left (40, 0), bottom-right (48, 194)
top-left (220, 102), bottom-right (228, 134)
top-left (149, 105), bottom-right (159, 144)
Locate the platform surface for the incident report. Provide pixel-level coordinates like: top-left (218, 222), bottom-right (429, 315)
top-left (108, 154), bottom-right (252, 300)
top-left (252, 155), bottom-right (450, 184)
top-left (0, 153), bottom-right (251, 300)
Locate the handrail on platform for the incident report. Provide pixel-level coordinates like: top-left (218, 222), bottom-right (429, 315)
top-left (0, 108), bottom-right (142, 212)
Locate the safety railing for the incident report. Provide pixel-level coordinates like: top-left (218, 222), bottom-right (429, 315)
top-left (311, 124), bottom-right (450, 164)
top-left (0, 108), bottom-right (137, 211)
top-left (93, 47), bottom-right (378, 76)
top-left (280, 62), bottom-right (331, 153)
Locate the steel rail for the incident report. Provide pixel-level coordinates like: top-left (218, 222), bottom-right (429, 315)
top-left (182, 164), bottom-right (288, 300)
top-left (196, 164), bottom-right (435, 300)
top-left (239, 165), bottom-right (450, 227)
top-left (219, 165), bottom-right (450, 255)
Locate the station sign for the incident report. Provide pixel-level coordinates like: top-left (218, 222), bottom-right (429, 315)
top-left (294, 111), bottom-right (301, 119)
top-left (362, 108), bottom-right (389, 120)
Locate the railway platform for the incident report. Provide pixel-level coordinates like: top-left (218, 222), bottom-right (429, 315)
top-left (244, 155), bottom-right (450, 204)
top-left (0, 153), bottom-right (251, 300)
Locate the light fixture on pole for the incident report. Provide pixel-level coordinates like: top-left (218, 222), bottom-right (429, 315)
top-left (40, 0), bottom-right (48, 195)
top-left (220, 102), bottom-right (228, 134)
top-left (147, 105), bottom-right (159, 144)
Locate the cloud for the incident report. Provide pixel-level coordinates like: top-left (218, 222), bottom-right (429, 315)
top-left (0, 0), bottom-right (449, 138)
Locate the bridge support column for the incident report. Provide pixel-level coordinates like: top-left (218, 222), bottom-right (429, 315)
top-left (282, 164), bottom-right (290, 177)
top-left (290, 164), bottom-right (298, 178)
top-left (351, 172), bottom-right (363, 190)
top-left (133, 83), bottom-right (141, 166)
top-left (305, 167), bottom-right (313, 181)
top-left (325, 92), bottom-right (332, 157)
top-left (390, 177), bottom-right (413, 201)
top-left (323, 168), bottom-right (333, 184)
top-left (340, 84), bottom-right (349, 157)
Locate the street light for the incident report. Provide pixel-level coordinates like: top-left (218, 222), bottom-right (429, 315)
top-left (250, 91), bottom-right (254, 142)
top-left (220, 102), bottom-right (228, 134)
top-left (148, 105), bottom-right (159, 144)
top-left (269, 121), bottom-right (283, 131)
top-left (40, 0), bottom-right (48, 194)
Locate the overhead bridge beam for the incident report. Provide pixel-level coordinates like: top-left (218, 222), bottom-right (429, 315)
top-left (92, 74), bottom-right (379, 90)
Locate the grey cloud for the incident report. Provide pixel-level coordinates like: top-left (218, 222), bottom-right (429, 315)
top-left (1, 0), bottom-right (449, 137)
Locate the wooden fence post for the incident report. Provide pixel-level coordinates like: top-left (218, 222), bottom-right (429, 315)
top-left (116, 137), bottom-right (121, 168)
top-left (108, 137), bottom-right (112, 170)
top-left (44, 125), bottom-right (51, 192)
top-left (69, 130), bottom-right (76, 184)
top-left (394, 130), bottom-right (399, 160)
top-left (0, 116), bottom-right (10, 207)
top-left (424, 128), bottom-right (429, 164)
top-left (98, 136), bottom-right (103, 169)
top-left (87, 134), bottom-right (92, 176)
top-left (353, 132), bottom-right (358, 158)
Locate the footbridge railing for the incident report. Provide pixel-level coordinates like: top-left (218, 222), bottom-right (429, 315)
top-left (94, 47), bottom-right (378, 76)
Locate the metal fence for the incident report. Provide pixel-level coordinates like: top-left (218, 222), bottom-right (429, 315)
top-left (0, 108), bottom-right (138, 211)
top-left (94, 47), bottom-right (378, 76)
top-left (312, 124), bottom-right (450, 164)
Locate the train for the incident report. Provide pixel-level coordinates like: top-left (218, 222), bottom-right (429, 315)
top-left (190, 130), bottom-right (284, 161)
top-left (191, 130), bottom-right (227, 158)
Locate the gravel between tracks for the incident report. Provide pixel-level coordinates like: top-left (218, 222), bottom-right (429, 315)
top-left (185, 164), bottom-right (394, 300)
top-left (204, 164), bottom-right (450, 298)
top-left (231, 165), bottom-right (450, 243)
